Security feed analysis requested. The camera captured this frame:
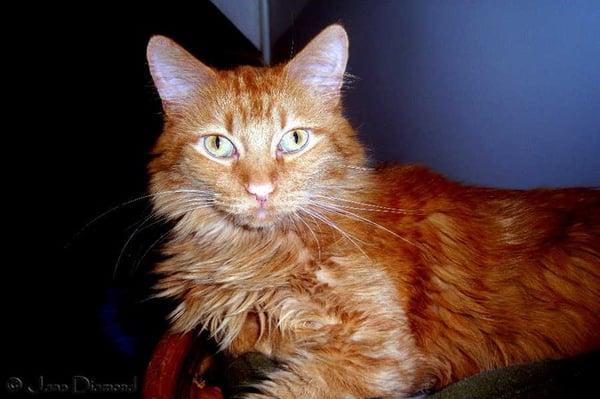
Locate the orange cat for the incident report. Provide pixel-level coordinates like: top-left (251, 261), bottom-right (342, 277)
top-left (146, 25), bottom-right (600, 398)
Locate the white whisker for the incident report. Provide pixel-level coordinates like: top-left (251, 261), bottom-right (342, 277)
top-left (312, 194), bottom-right (424, 214)
top-left (301, 208), bottom-right (371, 262)
top-left (67, 188), bottom-right (215, 247)
top-left (310, 200), bottom-right (421, 250)
top-left (295, 213), bottom-right (322, 261)
top-left (114, 213), bottom-right (156, 279)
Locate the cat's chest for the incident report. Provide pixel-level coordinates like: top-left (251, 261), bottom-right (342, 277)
top-left (313, 255), bottom-right (404, 316)
top-left (256, 254), bottom-right (409, 349)
top-left (173, 230), bottom-right (410, 354)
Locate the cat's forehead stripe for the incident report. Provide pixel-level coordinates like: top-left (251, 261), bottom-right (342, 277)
top-left (227, 96), bottom-right (277, 126)
top-left (278, 107), bottom-right (287, 130)
top-left (211, 68), bottom-right (296, 135)
top-left (223, 111), bottom-right (234, 133)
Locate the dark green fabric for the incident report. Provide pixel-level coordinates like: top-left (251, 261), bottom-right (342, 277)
top-left (429, 351), bottom-right (599, 399)
top-left (223, 352), bottom-right (277, 398)
top-left (223, 351), bottom-right (599, 398)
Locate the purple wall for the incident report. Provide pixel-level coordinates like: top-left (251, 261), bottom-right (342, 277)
top-left (277, 1), bottom-right (600, 188)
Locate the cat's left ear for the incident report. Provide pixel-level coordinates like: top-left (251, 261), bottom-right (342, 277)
top-left (285, 24), bottom-right (349, 98)
top-left (146, 35), bottom-right (215, 113)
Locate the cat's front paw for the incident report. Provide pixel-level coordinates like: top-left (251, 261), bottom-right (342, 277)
top-left (239, 370), bottom-right (321, 399)
top-left (237, 393), bottom-right (274, 399)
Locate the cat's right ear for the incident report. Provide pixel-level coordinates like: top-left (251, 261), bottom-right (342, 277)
top-left (285, 24), bottom-right (349, 99)
top-left (146, 36), bottom-right (215, 113)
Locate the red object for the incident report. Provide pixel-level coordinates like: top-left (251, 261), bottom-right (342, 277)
top-left (143, 333), bottom-right (224, 399)
top-left (143, 333), bottom-right (194, 398)
top-left (191, 386), bottom-right (224, 399)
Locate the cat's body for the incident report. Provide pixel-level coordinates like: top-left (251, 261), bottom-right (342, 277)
top-left (147, 26), bottom-right (600, 398)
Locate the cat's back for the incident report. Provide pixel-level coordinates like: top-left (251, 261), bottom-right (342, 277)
top-left (373, 164), bottom-right (599, 249)
top-left (374, 164), bottom-right (600, 291)
top-left (370, 164), bottom-right (600, 386)
top-left (374, 163), bottom-right (599, 217)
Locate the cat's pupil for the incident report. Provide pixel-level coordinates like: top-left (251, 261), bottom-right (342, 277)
top-left (293, 131), bottom-right (299, 144)
top-left (215, 136), bottom-right (220, 149)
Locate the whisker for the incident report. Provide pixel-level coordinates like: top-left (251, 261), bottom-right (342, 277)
top-left (114, 213), bottom-right (156, 279)
top-left (114, 202), bottom-right (215, 279)
top-left (315, 201), bottom-right (414, 215)
top-left (302, 208), bottom-right (371, 262)
top-left (302, 209), bottom-right (324, 234)
top-left (311, 201), bottom-right (422, 250)
top-left (130, 229), bottom-right (172, 276)
top-left (342, 165), bottom-right (374, 171)
top-left (304, 207), bottom-right (366, 244)
top-left (294, 213), bottom-right (322, 261)
top-left (312, 194), bottom-right (425, 214)
top-left (65, 189), bottom-right (214, 248)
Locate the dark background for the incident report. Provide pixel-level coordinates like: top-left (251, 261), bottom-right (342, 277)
top-left (3, 1), bottom-right (599, 397)
top-left (3, 2), bottom-right (263, 395)
top-left (276, 0), bottom-right (600, 188)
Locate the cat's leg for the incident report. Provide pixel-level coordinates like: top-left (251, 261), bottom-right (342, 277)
top-left (240, 338), bottom-right (418, 399)
top-left (228, 312), bottom-right (263, 356)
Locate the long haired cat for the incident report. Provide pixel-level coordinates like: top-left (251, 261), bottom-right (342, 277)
top-left (146, 25), bottom-right (600, 398)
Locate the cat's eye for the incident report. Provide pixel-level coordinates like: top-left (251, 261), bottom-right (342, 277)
top-left (278, 129), bottom-right (310, 153)
top-left (203, 135), bottom-right (236, 158)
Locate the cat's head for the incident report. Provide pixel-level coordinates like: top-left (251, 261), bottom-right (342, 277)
top-left (147, 25), bottom-right (366, 230)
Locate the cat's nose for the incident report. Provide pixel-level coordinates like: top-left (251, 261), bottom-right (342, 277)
top-left (246, 183), bottom-right (274, 206)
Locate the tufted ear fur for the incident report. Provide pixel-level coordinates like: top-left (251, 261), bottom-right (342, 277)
top-left (146, 35), bottom-right (215, 113)
top-left (285, 24), bottom-right (349, 98)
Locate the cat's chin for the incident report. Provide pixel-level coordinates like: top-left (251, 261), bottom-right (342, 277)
top-left (237, 208), bottom-right (280, 229)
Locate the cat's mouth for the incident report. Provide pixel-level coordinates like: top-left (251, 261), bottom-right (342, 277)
top-left (256, 208), bottom-right (269, 221)
top-left (232, 203), bottom-right (290, 229)
top-left (214, 197), bottom-right (295, 229)
top-left (244, 207), bottom-right (277, 228)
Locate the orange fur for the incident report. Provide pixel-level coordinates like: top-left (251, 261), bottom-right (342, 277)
top-left (146, 26), bottom-right (600, 398)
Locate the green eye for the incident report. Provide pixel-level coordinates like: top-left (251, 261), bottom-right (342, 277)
top-left (203, 135), bottom-right (235, 158)
top-left (279, 129), bottom-right (310, 153)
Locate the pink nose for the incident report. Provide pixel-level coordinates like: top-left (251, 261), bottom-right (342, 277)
top-left (246, 183), bottom-right (274, 206)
